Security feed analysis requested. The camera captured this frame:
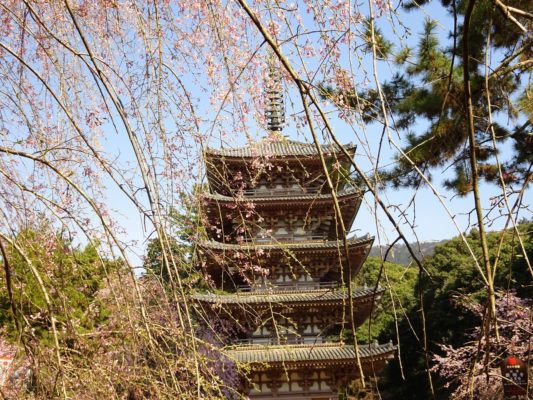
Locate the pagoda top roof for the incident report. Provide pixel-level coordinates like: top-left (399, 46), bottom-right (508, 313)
top-left (203, 186), bottom-right (362, 203)
top-left (225, 342), bottom-right (395, 364)
top-left (192, 286), bottom-right (382, 305)
top-left (199, 235), bottom-right (374, 252)
top-left (205, 139), bottom-right (355, 159)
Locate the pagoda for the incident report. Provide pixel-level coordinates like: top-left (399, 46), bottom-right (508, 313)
top-left (193, 65), bottom-right (395, 399)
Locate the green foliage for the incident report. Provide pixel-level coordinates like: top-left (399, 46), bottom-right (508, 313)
top-left (143, 204), bottom-right (203, 286)
top-left (144, 235), bottom-right (189, 282)
top-left (424, 222), bottom-right (532, 299)
top-left (379, 221), bottom-right (533, 399)
top-left (323, 1), bottom-right (532, 195)
top-left (355, 257), bottom-right (418, 342)
top-left (370, 241), bottom-right (439, 265)
top-left (0, 229), bottom-right (113, 346)
top-left (362, 20), bottom-right (393, 59)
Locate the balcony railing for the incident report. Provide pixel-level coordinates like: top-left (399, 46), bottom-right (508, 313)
top-left (243, 186), bottom-right (321, 197)
top-left (245, 234), bottom-right (329, 243)
top-left (232, 336), bottom-right (326, 346)
top-left (236, 281), bottom-right (338, 293)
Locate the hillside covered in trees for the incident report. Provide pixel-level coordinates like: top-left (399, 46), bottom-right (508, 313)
top-left (361, 221), bottom-right (532, 399)
top-left (370, 241), bottom-right (441, 265)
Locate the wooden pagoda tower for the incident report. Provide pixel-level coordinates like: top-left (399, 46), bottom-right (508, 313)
top-left (193, 66), bottom-right (394, 399)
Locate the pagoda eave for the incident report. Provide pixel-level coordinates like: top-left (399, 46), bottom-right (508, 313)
top-left (204, 142), bottom-right (356, 160)
top-left (192, 286), bottom-right (383, 306)
top-left (192, 287), bottom-right (383, 333)
top-left (202, 187), bottom-right (363, 207)
top-left (203, 189), bottom-right (363, 240)
top-left (225, 342), bottom-right (396, 371)
top-left (199, 235), bottom-right (374, 252)
top-left (197, 236), bottom-right (374, 286)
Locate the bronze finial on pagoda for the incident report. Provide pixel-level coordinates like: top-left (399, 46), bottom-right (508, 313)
top-left (265, 53), bottom-right (285, 139)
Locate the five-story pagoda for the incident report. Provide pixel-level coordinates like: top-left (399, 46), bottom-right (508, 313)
top-left (193, 67), bottom-right (394, 399)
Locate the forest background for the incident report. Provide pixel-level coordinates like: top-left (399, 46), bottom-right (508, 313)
top-left (0, 0), bottom-right (531, 399)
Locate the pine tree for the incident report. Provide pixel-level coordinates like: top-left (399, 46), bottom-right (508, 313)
top-left (323, 1), bottom-right (532, 195)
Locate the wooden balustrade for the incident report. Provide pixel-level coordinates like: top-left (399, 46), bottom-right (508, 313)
top-left (243, 186), bottom-right (321, 197)
top-left (233, 336), bottom-right (325, 346)
top-left (244, 234), bottom-right (329, 243)
top-left (236, 281), bottom-right (338, 293)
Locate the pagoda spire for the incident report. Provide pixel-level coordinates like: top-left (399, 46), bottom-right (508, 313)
top-left (265, 53), bottom-right (285, 136)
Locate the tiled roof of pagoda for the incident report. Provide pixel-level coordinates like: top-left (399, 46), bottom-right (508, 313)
top-left (200, 234), bottom-right (373, 251)
top-left (225, 342), bottom-right (395, 364)
top-left (192, 286), bottom-right (382, 305)
top-left (203, 186), bottom-right (363, 203)
top-left (205, 140), bottom-right (355, 158)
